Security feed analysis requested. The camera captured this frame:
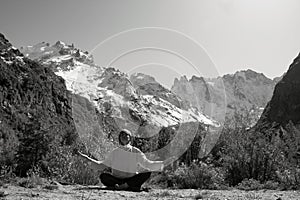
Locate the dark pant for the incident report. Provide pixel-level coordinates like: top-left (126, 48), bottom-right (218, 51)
top-left (100, 172), bottom-right (151, 190)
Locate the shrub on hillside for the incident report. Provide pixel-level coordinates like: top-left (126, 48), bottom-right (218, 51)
top-left (212, 109), bottom-right (300, 189)
top-left (276, 168), bottom-right (300, 190)
top-left (263, 180), bottom-right (280, 190)
top-left (45, 145), bottom-right (100, 185)
top-left (16, 121), bottom-right (52, 176)
top-left (150, 161), bottom-right (226, 189)
top-left (236, 179), bottom-right (263, 191)
top-left (0, 121), bottom-right (20, 175)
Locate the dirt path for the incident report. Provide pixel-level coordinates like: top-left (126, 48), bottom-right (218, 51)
top-left (1, 184), bottom-right (300, 200)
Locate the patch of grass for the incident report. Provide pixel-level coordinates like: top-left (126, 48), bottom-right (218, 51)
top-left (244, 192), bottom-right (262, 200)
top-left (151, 162), bottom-right (225, 190)
top-left (43, 184), bottom-right (59, 190)
top-left (16, 170), bottom-right (46, 188)
top-left (17, 178), bottom-right (36, 188)
top-left (16, 176), bottom-right (45, 188)
top-left (263, 180), bottom-right (279, 190)
top-left (153, 190), bottom-right (186, 199)
top-left (236, 179), bottom-right (263, 191)
top-left (47, 147), bottom-right (100, 185)
top-left (159, 190), bottom-right (172, 197)
top-left (0, 165), bottom-right (16, 185)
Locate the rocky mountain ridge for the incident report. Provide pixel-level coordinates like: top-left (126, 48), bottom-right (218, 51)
top-left (171, 69), bottom-right (280, 122)
top-left (21, 40), bottom-right (284, 129)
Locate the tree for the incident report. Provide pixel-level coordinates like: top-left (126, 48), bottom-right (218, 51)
top-left (16, 120), bottom-right (52, 176)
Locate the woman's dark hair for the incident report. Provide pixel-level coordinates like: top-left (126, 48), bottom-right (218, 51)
top-left (118, 129), bottom-right (132, 145)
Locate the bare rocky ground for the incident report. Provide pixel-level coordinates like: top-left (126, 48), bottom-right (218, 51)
top-left (1, 184), bottom-right (300, 200)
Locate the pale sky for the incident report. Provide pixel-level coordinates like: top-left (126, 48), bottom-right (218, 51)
top-left (1, 0), bottom-right (299, 88)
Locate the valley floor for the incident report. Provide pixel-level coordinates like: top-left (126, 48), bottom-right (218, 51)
top-left (1, 184), bottom-right (300, 200)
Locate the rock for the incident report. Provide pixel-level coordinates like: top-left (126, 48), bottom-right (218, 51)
top-left (30, 192), bottom-right (40, 197)
top-left (43, 184), bottom-right (59, 190)
top-left (194, 193), bottom-right (204, 199)
top-left (0, 191), bottom-right (7, 197)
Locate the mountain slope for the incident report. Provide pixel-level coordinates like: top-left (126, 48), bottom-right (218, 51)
top-left (0, 33), bottom-right (77, 176)
top-left (257, 53), bottom-right (300, 127)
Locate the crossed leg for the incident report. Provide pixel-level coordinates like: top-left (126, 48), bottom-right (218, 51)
top-left (100, 172), bottom-right (151, 191)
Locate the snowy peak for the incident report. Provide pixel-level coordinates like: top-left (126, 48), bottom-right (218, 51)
top-left (20, 41), bottom-right (94, 70)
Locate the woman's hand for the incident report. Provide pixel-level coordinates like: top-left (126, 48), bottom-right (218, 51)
top-left (77, 151), bottom-right (88, 158)
top-left (163, 156), bottom-right (176, 168)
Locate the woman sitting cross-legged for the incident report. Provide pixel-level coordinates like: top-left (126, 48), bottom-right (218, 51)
top-left (78, 129), bottom-right (175, 192)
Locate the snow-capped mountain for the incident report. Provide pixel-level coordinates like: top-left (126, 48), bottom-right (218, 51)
top-left (21, 42), bottom-right (218, 140)
top-left (171, 70), bottom-right (280, 122)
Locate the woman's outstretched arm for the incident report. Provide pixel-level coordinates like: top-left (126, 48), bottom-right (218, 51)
top-left (77, 151), bottom-right (108, 171)
top-left (134, 147), bottom-right (176, 171)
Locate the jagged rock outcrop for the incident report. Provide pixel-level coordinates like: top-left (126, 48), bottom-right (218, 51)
top-left (130, 73), bottom-right (182, 108)
top-left (0, 33), bottom-right (77, 175)
top-left (257, 53), bottom-right (300, 127)
top-left (172, 69), bottom-right (279, 122)
top-left (20, 40), bottom-right (94, 73)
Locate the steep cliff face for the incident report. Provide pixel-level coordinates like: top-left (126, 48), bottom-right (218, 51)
top-left (257, 53), bottom-right (300, 127)
top-left (0, 33), bottom-right (77, 175)
top-left (172, 75), bottom-right (221, 119)
top-left (172, 69), bottom-right (279, 122)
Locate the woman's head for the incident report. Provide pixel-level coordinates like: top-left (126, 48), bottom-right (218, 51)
top-left (118, 129), bottom-right (132, 146)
